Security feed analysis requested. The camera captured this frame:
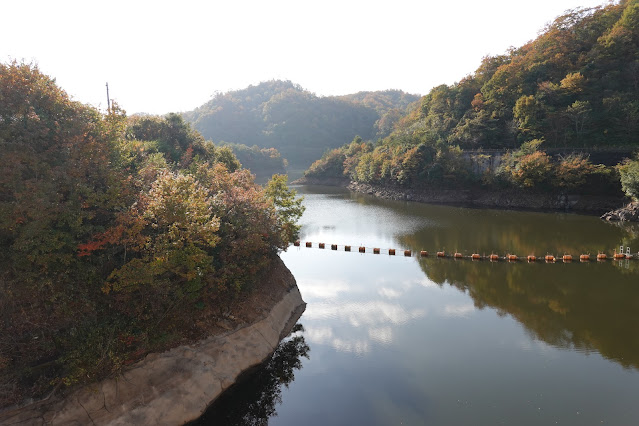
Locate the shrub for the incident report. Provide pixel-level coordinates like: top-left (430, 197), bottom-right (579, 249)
top-left (511, 151), bottom-right (553, 189)
top-left (555, 153), bottom-right (594, 189)
top-left (618, 156), bottom-right (639, 201)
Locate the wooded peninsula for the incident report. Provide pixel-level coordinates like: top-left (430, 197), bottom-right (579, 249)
top-left (0, 62), bottom-right (304, 407)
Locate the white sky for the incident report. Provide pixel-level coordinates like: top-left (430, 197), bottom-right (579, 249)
top-left (2, 0), bottom-right (613, 115)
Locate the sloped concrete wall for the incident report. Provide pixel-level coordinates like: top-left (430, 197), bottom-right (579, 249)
top-left (1, 286), bottom-right (306, 426)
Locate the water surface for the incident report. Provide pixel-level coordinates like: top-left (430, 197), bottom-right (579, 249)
top-left (199, 185), bottom-right (639, 425)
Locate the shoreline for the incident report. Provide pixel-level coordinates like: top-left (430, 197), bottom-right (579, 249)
top-left (295, 177), bottom-right (630, 217)
top-left (0, 258), bottom-right (306, 426)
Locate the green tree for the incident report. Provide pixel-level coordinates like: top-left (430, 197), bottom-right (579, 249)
top-left (514, 95), bottom-right (544, 140)
top-left (105, 172), bottom-right (220, 294)
top-left (565, 100), bottom-right (591, 136)
top-left (127, 113), bottom-right (208, 163)
top-left (264, 174), bottom-right (305, 243)
top-left (214, 146), bottom-right (242, 172)
top-left (618, 156), bottom-right (639, 200)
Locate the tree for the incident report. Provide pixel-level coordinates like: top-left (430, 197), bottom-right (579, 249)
top-left (214, 146), bottom-right (242, 172)
top-left (565, 100), bottom-right (591, 136)
top-left (127, 113), bottom-right (207, 163)
top-left (104, 172), bottom-right (220, 294)
top-left (560, 72), bottom-right (586, 92)
top-left (512, 151), bottom-right (553, 188)
top-left (555, 153), bottom-right (595, 189)
top-left (514, 95), bottom-right (544, 139)
top-left (618, 156), bottom-right (639, 200)
top-left (264, 174), bottom-right (305, 243)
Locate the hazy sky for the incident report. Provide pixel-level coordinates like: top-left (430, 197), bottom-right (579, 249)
top-left (3, 0), bottom-right (612, 114)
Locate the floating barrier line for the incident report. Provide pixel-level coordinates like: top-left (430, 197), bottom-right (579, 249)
top-left (292, 241), bottom-right (638, 262)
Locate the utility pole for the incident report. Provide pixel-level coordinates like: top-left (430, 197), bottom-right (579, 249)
top-left (106, 82), bottom-right (110, 113)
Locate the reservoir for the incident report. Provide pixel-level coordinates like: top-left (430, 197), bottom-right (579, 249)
top-left (197, 185), bottom-right (639, 425)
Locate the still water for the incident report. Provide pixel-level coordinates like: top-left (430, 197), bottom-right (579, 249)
top-left (198, 185), bottom-right (639, 425)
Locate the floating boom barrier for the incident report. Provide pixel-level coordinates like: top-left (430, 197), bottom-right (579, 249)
top-left (292, 241), bottom-right (637, 262)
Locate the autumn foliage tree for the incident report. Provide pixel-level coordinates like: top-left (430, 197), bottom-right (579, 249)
top-left (104, 172), bottom-right (221, 294)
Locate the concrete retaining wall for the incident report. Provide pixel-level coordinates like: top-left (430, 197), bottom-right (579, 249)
top-left (0, 287), bottom-right (306, 426)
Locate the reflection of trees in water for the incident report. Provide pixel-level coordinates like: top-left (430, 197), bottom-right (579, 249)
top-left (402, 237), bottom-right (639, 370)
top-left (603, 220), bottom-right (639, 255)
top-left (191, 324), bottom-right (309, 426)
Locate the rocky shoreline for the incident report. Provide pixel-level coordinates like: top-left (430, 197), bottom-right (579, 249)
top-left (0, 258), bottom-right (306, 426)
top-left (295, 177), bottom-right (632, 217)
top-left (600, 202), bottom-right (639, 222)
top-left (348, 182), bottom-right (628, 214)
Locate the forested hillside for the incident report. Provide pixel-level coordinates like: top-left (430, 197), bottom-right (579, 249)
top-left (402, 1), bottom-right (639, 150)
top-left (182, 81), bottom-right (419, 172)
top-left (218, 142), bottom-right (287, 182)
top-left (0, 62), bottom-right (303, 407)
top-left (337, 90), bottom-right (421, 137)
top-left (305, 0), bottom-right (639, 197)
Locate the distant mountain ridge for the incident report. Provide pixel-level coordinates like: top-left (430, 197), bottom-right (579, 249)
top-left (182, 81), bottom-right (419, 171)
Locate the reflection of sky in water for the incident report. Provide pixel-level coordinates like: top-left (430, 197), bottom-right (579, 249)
top-left (303, 299), bottom-right (426, 354)
top-left (283, 240), bottom-right (473, 355)
top-left (283, 189), bottom-right (479, 354)
top-left (305, 300), bottom-right (426, 327)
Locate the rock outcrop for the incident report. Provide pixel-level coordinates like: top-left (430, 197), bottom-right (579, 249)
top-left (0, 263), bottom-right (305, 426)
top-left (601, 202), bottom-right (639, 222)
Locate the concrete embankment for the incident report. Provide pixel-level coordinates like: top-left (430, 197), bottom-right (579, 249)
top-left (0, 260), bottom-right (306, 426)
